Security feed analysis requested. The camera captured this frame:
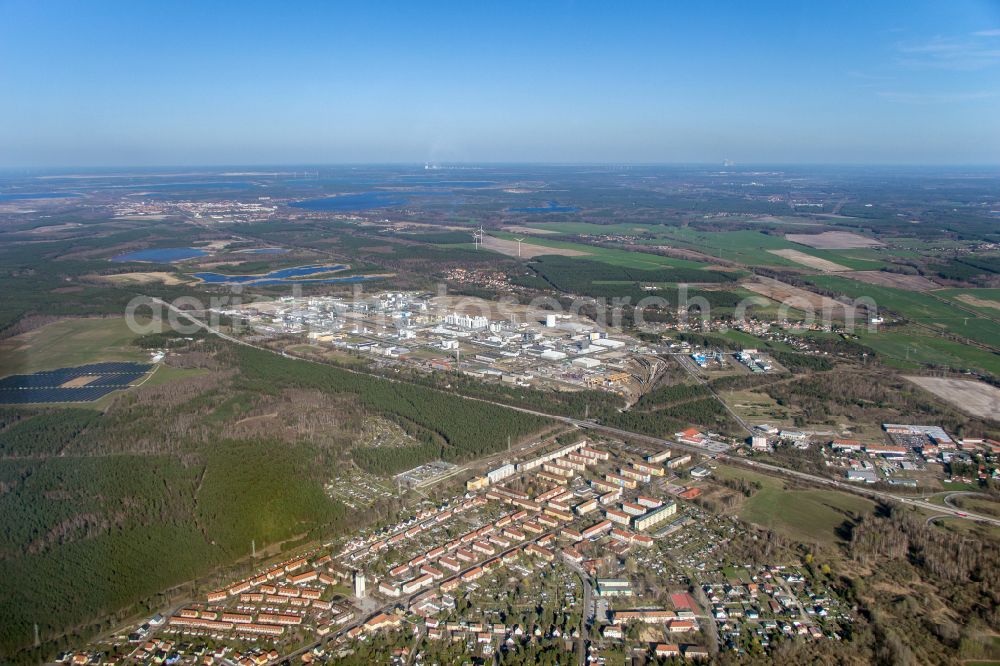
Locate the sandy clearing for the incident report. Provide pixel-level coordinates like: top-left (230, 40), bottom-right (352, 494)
top-left (197, 240), bottom-right (234, 251)
top-left (786, 231), bottom-right (884, 249)
top-left (60, 375), bottom-right (101, 388)
top-left (480, 234), bottom-right (589, 258)
top-left (743, 277), bottom-right (860, 318)
top-left (956, 294), bottom-right (1000, 311)
top-left (904, 376), bottom-right (1000, 420)
top-left (96, 272), bottom-right (187, 285)
top-left (841, 271), bottom-right (939, 291)
top-left (768, 249), bottom-right (850, 272)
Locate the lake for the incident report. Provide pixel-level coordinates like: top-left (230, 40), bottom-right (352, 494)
top-left (0, 192), bottom-right (82, 201)
top-left (111, 247), bottom-right (209, 263)
top-left (193, 264), bottom-right (379, 286)
top-left (507, 201), bottom-right (578, 213)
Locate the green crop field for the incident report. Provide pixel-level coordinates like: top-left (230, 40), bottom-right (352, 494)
top-left (934, 288), bottom-right (1000, 319)
top-left (0, 317), bottom-right (150, 377)
top-left (491, 230), bottom-right (707, 269)
top-left (852, 327), bottom-right (1000, 376)
top-left (807, 275), bottom-right (1000, 351)
top-left (635, 227), bottom-right (887, 270)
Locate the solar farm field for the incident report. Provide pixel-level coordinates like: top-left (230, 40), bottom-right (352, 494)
top-left (0, 362), bottom-right (153, 404)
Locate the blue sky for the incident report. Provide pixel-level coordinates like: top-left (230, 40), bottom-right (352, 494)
top-left (1, 0), bottom-right (999, 166)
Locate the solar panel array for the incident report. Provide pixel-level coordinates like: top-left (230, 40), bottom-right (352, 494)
top-left (0, 362), bottom-right (154, 404)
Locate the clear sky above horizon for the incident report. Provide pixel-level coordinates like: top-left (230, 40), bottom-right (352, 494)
top-left (2, 0), bottom-right (1000, 167)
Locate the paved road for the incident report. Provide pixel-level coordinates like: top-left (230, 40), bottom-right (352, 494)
top-left (152, 297), bottom-right (1000, 533)
top-left (563, 561), bottom-right (593, 666)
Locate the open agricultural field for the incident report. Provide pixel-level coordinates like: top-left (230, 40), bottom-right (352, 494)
top-left (767, 248), bottom-right (850, 272)
top-left (785, 230), bottom-right (884, 249)
top-left (743, 276), bottom-right (859, 318)
top-left (853, 327), bottom-right (1000, 377)
top-left (903, 376), bottom-right (1000, 420)
top-left (646, 227), bottom-right (888, 271)
top-left (0, 317), bottom-right (149, 377)
top-left (480, 233), bottom-right (589, 258)
top-left (491, 229), bottom-right (706, 269)
top-left (935, 288), bottom-right (1000, 316)
top-left (839, 270), bottom-right (940, 291)
top-left (807, 275), bottom-right (1000, 351)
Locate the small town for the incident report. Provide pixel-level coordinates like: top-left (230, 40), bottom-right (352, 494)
top-left (62, 429), bottom-right (870, 666)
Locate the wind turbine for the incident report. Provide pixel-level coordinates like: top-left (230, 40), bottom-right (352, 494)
top-left (472, 225), bottom-right (486, 250)
top-left (515, 237), bottom-right (526, 258)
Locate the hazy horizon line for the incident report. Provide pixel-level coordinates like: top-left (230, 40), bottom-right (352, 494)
top-left (3, 161), bottom-right (1000, 173)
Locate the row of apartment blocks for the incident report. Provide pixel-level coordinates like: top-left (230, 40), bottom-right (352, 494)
top-left (338, 496), bottom-right (486, 561)
top-left (205, 552), bottom-right (340, 603)
top-left (380, 496), bottom-right (583, 596)
top-left (467, 440), bottom-right (608, 490)
top-left (343, 496), bottom-right (488, 562)
top-left (381, 447), bottom-right (618, 599)
top-left (379, 537), bottom-right (559, 599)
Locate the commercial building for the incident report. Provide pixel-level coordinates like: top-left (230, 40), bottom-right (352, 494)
top-left (596, 579), bottom-right (633, 597)
top-left (846, 469), bottom-right (877, 483)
